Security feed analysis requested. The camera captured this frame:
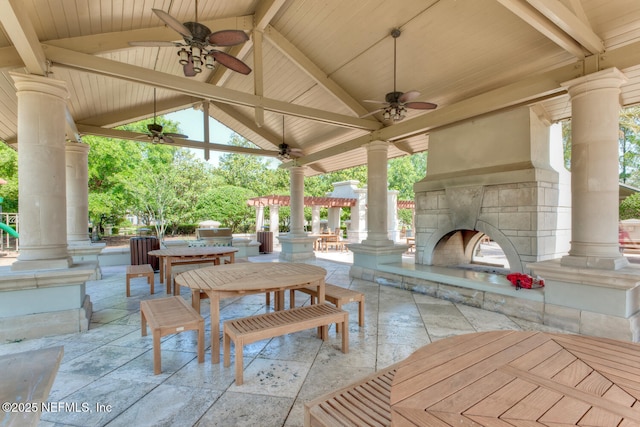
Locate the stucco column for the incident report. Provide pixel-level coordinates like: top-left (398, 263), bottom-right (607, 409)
top-left (561, 68), bottom-right (628, 270)
top-left (362, 140), bottom-right (393, 246)
top-left (311, 205), bottom-right (321, 234)
top-left (269, 204), bottom-right (280, 241)
top-left (289, 166), bottom-right (306, 236)
top-left (255, 205), bottom-right (265, 232)
top-left (66, 142), bottom-right (91, 246)
top-left (11, 73), bottom-right (72, 271)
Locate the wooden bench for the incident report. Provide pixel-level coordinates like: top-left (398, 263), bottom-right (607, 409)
top-left (224, 304), bottom-right (349, 385)
top-left (304, 362), bottom-right (400, 427)
top-left (140, 296), bottom-right (205, 374)
top-left (126, 264), bottom-right (154, 297)
top-left (267, 283), bottom-right (365, 333)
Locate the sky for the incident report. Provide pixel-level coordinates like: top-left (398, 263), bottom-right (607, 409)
top-left (164, 108), bottom-right (237, 167)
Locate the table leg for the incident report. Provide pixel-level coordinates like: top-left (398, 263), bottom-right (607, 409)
top-left (158, 256), bottom-right (165, 284)
top-left (210, 293), bottom-right (221, 364)
top-left (229, 252), bottom-right (235, 263)
top-left (317, 279), bottom-right (327, 340)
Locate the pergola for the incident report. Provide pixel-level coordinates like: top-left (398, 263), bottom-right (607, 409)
top-left (1, 1), bottom-right (640, 342)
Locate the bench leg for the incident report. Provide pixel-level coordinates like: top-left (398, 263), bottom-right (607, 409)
top-left (235, 340), bottom-right (244, 386)
top-left (153, 329), bottom-right (162, 375)
top-left (197, 321), bottom-right (205, 363)
top-left (358, 299), bottom-right (364, 327)
top-left (126, 276), bottom-right (131, 297)
top-left (335, 302), bottom-right (343, 334)
top-left (265, 291), bottom-right (270, 306)
top-left (223, 332), bottom-right (231, 367)
top-left (192, 290), bottom-right (201, 313)
top-left (148, 273), bottom-right (154, 295)
top-left (341, 315), bottom-right (349, 354)
top-left (141, 310), bottom-right (147, 336)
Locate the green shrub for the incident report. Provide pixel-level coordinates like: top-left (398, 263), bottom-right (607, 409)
top-left (620, 193), bottom-right (640, 220)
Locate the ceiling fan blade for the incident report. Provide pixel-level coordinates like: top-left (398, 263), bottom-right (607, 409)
top-left (129, 40), bottom-right (180, 48)
top-left (405, 101), bottom-right (438, 110)
top-left (363, 99), bottom-right (387, 105)
top-left (208, 30), bottom-right (249, 46)
top-left (183, 55), bottom-right (197, 77)
top-left (162, 135), bottom-right (175, 144)
top-left (211, 51), bottom-right (252, 75)
top-left (164, 132), bottom-right (189, 139)
top-left (152, 9), bottom-right (192, 39)
top-left (359, 108), bottom-right (385, 118)
top-left (398, 90), bottom-right (421, 103)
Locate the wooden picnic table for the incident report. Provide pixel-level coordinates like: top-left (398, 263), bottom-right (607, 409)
top-left (390, 330), bottom-right (640, 426)
top-left (148, 246), bottom-right (238, 295)
top-left (174, 262), bottom-right (327, 364)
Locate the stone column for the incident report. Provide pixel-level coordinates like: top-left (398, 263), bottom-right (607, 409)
top-left (362, 140), bottom-right (393, 247)
top-left (561, 68), bottom-right (628, 270)
top-left (311, 205), bottom-right (321, 234)
top-left (11, 73), bottom-right (72, 271)
top-left (387, 189), bottom-right (399, 242)
top-left (269, 204), bottom-right (280, 241)
top-left (328, 207), bottom-right (341, 233)
top-left (289, 166), bottom-right (306, 237)
top-left (277, 166), bottom-right (316, 261)
top-left (255, 205), bottom-right (265, 232)
top-left (66, 142), bottom-right (91, 246)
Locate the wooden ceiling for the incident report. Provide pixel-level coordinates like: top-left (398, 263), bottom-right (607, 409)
top-left (1, 0), bottom-right (639, 176)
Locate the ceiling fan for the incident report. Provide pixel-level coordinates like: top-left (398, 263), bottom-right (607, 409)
top-left (277, 117), bottom-right (303, 160)
top-left (361, 29), bottom-right (437, 122)
top-left (140, 88), bottom-right (189, 144)
top-left (128, 1), bottom-right (251, 77)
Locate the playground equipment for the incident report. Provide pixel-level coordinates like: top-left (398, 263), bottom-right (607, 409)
top-left (0, 222), bottom-right (18, 238)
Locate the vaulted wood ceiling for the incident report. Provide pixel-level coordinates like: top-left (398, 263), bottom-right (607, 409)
top-left (1, 0), bottom-right (639, 176)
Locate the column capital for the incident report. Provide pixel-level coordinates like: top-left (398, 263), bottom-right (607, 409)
top-left (65, 141), bottom-right (90, 154)
top-left (365, 139), bottom-right (389, 152)
top-left (561, 67), bottom-right (628, 96)
top-left (9, 72), bottom-right (69, 100)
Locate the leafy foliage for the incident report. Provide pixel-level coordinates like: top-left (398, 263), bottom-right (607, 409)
top-left (0, 144), bottom-right (18, 212)
top-left (620, 193), bottom-right (640, 220)
top-left (196, 185), bottom-right (256, 232)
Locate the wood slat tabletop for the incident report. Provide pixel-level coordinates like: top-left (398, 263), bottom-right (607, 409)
top-left (390, 331), bottom-right (640, 426)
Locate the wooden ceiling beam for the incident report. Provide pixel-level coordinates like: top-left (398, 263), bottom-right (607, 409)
top-left (495, 0), bottom-right (586, 58)
top-left (76, 124), bottom-right (279, 157)
top-left (77, 95), bottom-right (199, 128)
top-left (265, 25), bottom-right (372, 118)
top-left (43, 44), bottom-right (382, 131)
top-left (526, 0), bottom-right (604, 54)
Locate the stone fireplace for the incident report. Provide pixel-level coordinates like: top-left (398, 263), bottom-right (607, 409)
top-left (414, 107), bottom-right (571, 273)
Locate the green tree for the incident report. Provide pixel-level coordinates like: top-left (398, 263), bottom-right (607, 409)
top-left (0, 144), bottom-right (18, 212)
top-left (619, 106), bottom-right (640, 185)
top-left (196, 185), bottom-right (256, 232)
top-left (620, 193), bottom-right (640, 220)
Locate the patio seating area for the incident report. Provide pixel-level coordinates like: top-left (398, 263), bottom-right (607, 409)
top-left (0, 251), bottom-right (572, 427)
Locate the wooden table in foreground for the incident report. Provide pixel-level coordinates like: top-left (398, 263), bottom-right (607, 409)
top-left (174, 262), bottom-right (327, 364)
top-left (0, 346), bottom-right (64, 427)
top-left (148, 246), bottom-right (238, 294)
top-left (390, 330), bottom-right (640, 426)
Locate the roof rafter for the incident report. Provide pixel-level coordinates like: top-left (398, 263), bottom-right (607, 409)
top-left (0, 0), bottom-right (80, 141)
top-left (76, 124), bottom-right (279, 157)
top-left (495, 0), bottom-right (586, 58)
top-left (42, 44), bottom-right (382, 131)
top-left (264, 25), bottom-right (372, 118)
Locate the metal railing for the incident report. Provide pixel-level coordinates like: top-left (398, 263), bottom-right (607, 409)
top-left (1, 212), bottom-right (19, 251)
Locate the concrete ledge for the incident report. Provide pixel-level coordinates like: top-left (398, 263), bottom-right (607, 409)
top-left (0, 294), bottom-right (92, 342)
top-left (98, 247), bottom-right (130, 266)
top-left (351, 262), bottom-right (544, 324)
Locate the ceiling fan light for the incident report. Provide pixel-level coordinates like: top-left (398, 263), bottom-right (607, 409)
top-left (204, 54), bottom-right (215, 69)
top-left (383, 111), bottom-right (391, 120)
top-left (193, 57), bottom-right (202, 73)
top-left (178, 48), bottom-right (189, 65)
top-left (191, 46), bottom-right (201, 60)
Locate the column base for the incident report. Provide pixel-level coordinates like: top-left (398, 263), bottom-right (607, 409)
top-left (277, 234), bottom-right (317, 262)
top-left (561, 254), bottom-right (629, 270)
top-left (529, 259), bottom-right (640, 342)
top-left (68, 242), bottom-right (106, 279)
top-left (0, 264), bottom-right (95, 341)
top-left (11, 256), bottom-right (73, 271)
top-left (350, 243), bottom-right (408, 270)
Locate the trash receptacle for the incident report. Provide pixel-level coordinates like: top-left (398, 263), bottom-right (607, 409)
top-left (256, 231), bottom-right (273, 254)
top-left (130, 236), bottom-right (160, 270)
